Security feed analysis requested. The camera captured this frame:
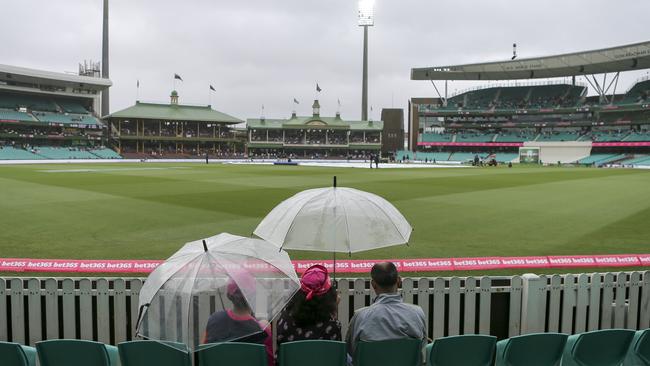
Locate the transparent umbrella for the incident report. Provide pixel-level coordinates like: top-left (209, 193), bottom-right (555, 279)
top-left (253, 177), bottom-right (412, 277)
top-left (254, 177), bottom-right (412, 254)
top-left (137, 233), bottom-right (300, 350)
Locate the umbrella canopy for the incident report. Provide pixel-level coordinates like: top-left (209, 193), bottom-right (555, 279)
top-left (137, 233), bottom-right (299, 350)
top-left (253, 186), bottom-right (412, 253)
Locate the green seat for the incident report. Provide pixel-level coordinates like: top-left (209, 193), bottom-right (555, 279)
top-left (623, 329), bottom-right (650, 366)
top-left (496, 333), bottom-right (567, 366)
top-left (118, 340), bottom-right (191, 366)
top-left (426, 335), bottom-right (496, 366)
top-left (36, 339), bottom-right (120, 366)
top-left (0, 341), bottom-right (37, 366)
top-left (355, 339), bottom-right (422, 366)
top-left (279, 340), bottom-right (346, 366)
top-left (196, 343), bottom-right (266, 366)
top-left (562, 329), bottom-right (635, 366)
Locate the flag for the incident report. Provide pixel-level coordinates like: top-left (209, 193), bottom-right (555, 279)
top-left (174, 73), bottom-right (183, 81)
top-left (137, 80), bottom-right (139, 88)
top-left (316, 83), bottom-right (322, 92)
top-left (210, 85), bottom-right (216, 91)
top-left (337, 98), bottom-right (341, 107)
top-left (293, 98), bottom-right (299, 104)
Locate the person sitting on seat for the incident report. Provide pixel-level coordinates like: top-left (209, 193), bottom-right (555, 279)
top-left (203, 277), bottom-right (273, 364)
top-left (277, 264), bottom-right (341, 347)
top-left (345, 262), bottom-right (426, 359)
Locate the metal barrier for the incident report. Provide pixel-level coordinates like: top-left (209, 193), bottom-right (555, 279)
top-left (1, 271), bottom-right (648, 346)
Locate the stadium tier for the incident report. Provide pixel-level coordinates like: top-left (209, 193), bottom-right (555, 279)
top-left (0, 146), bottom-right (122, 160)
top-left (0, 65), bottom-right (124, 160)
top-left (441, 84), bottom-right (586, 111)
top-left (409, 77), bottom-right (650, 163)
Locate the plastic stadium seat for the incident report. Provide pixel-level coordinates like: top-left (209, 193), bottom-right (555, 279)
top-left (36, 339), bottom-right (120, 366)
top-left (279, 340), bottom-right (347, 366)
top-left (118, 340), bottom-right (191, 366)
top-left (495, 333), bottom-right (567, 366)
top-left (623, 329), bottom-right (650, 366)
top-left (354, 339), bottom-right (422, 366)
top-left (561, 329), bottom-right (635, 366)
top-left (0, 341), bottom-right (37, 366)
top-left (196, 343), bottom-right (266, 366)
top-left (426, 335), bottom-right (496, 366)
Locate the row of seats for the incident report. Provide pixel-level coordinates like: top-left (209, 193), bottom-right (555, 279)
top-left (0, 147), bottom-right (122, 160)
top-left (397, 151), bottom-right (517, 163)
top-left (30, 112), bottom-right (100, 126)
top-left (619, 155), bottom-right (650, 166)
top-left (576, 154), bottom-right (626, 165)
top-left (421, 130), bottom-right (650, 143)
top-left (2, 329), bottom-right (649, 366)
top-left (443, 84), bottom-right (585, 110)
top-left (0, 92), bottom-right (90, 114)
top-left (0, 108), bottom-right (38, 122)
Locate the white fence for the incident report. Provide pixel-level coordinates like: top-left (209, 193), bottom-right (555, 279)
top-left (1, 272), bottom-right (648, 346)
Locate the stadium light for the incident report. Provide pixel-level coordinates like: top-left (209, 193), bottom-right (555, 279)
top-left (358, 0), bottom-right (375, 26)
top-left (359, 0), bottom-right (375, 122)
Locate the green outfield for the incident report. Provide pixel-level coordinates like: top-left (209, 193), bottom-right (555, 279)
top-left (0, 163), bottom-right (649, 273)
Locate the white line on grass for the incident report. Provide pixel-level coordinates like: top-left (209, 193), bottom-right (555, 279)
top-left (39, 167), bottom-right (191, 173)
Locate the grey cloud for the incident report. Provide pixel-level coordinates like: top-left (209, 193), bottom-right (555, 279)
top-left (3, 0), bottom-right (650, 121)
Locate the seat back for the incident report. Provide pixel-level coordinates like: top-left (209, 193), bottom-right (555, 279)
top-left (36, 340), bottom-right (111, 366)
top-left (118, 340), bottom-right (191, 366)
top-left (196, 343), bottom-right (266, 366)
top-left (563, 329), bottom-right (635, 366)
top-left (355, 339), bottom-right (422, 366)
top-left (495, 333), bottom-right (567, 366)
top-left (624, 329), bottom-right (650, 366)
top-left (0, 342), bottom-right (31, 366)
top-left (428, 335), bottom-right (496, 366)
top-left (279, 340), bottom-right (346, 366)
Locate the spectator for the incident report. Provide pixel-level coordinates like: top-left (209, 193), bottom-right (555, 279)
top-left (277, 265), bottom-right (341, 348)
top-left (203, 277), bottom-right (273, 364)
top-left (345, 262), bottom-right (426, 360)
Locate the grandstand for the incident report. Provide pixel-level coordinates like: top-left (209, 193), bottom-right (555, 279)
top-left (0, 64), bottom-right (118, 159)
top-left (408, 41), bottom-right (650, 166)
top-left (247, 100), bottom-right (387, 159)
top-left (106, 91), bottom-right (243, 158)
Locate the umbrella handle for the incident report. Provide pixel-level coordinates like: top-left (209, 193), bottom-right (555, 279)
top-left (134, 303), bottom-right (150, 333)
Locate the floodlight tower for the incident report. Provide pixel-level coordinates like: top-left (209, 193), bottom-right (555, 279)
top-left (358, 0), bottom-right (374, 121)
top-left (101, 0), bottom-right (109, 116)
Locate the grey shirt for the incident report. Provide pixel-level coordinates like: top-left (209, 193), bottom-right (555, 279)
top-left (345, 293), bottom-right (427, 357)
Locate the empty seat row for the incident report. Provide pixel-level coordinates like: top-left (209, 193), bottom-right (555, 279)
top-left (1, 328), bottom-right (648, 366)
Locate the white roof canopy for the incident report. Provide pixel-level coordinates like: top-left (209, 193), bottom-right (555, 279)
top-left (411, 41), bottom-right (650, 81)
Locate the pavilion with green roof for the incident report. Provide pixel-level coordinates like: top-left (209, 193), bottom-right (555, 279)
top-left (105, 91), bottom-right (243, 157)
top-left (247, 100), bottom-right (383, 157)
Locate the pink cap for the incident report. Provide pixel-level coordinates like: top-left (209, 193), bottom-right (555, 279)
top-left (300, 265), bottom-right (332, 301)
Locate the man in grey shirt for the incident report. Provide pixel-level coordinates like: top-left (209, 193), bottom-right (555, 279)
top-left (345, 262), bottom-right (427, 360)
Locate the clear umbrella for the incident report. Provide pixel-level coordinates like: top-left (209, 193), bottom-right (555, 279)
top-left (254, 177), bottom-right (412, 254)
top-left (137, 233), bottom-right (300, 350)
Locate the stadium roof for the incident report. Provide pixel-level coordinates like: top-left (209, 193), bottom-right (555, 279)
top-left (411, 41), bottom-right (650, 81)
top-left (0, 64), bottom-right (112, 90)
top-left (108, 101), bottom-right (243, 124)
top-left (247, 116), bottom-right (383, 130)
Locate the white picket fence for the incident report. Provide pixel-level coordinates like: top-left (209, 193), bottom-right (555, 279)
top-left (0, 271), bottom-right (648, 346)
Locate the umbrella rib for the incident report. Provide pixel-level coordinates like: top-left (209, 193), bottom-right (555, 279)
top-left (353, 189), bottom-right (410, 243)
top-left (335, 188), bottom-right (353, 254)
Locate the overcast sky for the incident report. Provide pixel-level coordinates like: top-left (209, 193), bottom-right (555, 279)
top-left (3, 0), bottom-right (650, 121)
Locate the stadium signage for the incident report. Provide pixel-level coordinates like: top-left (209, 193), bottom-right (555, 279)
top-left (418, 142), bottom-right (524, 147)
top-left (1, 255), bottom-right (649, 273)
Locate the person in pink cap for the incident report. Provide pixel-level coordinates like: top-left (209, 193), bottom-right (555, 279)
top-left (277, 264), bottom-right (342, 347)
